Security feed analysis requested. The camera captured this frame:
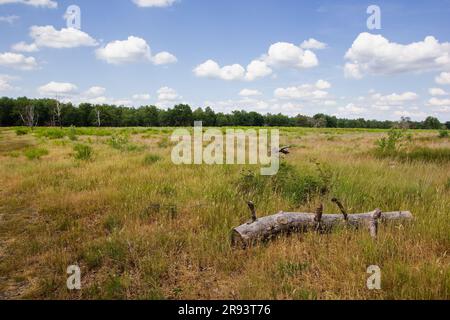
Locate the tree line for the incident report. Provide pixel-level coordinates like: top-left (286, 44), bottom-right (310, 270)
top-left (1, 97), bottom-right (449, 129)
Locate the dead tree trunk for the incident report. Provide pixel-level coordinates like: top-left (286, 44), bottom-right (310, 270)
top-left (96, 109), bottom-right (101, 127)
top-left (231, 210), bottom-right (413, 247)
top-left (54, 98), bottom-right (62, 128)
top-left (19, 105), bottom-right (38, 129)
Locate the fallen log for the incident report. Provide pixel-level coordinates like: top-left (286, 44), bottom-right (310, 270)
top-left (231, 209), bottom-right (413, 247)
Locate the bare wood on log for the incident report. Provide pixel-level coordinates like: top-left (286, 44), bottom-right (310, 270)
top-left (332, 198), bottom-right (348, 221)
top-left (247, 201), bottom-right (257, 223)
top-left (314, 204), bottom-right (323, 231)
top-left (314, 204), bottom-right (323, 223)
top-left (369, 209), bottom-right (382, 239)
top-left (231, 210), bottom-right (413, 247)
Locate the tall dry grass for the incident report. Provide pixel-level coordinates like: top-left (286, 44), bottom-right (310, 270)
top-left (0, 127), bottom-right (448, 299)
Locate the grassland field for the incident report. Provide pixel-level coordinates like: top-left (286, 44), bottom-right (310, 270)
top-left (0, 126), bottom-right (449, 300)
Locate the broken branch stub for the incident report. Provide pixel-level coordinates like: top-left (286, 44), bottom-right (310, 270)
top-left (332, 198), bottom-right (348, 221)
top-left (247, 201), bottom-right (257, 223)
top-left (231, 210), bottom-right (413, 247)
top-left (369, 209), bottom-right (383, 239)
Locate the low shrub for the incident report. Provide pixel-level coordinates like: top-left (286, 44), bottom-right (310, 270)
top-left (372, 130), bottom-right (450, 162)
top-left (38, 128), bottom-right (66, 139)
top-left (237, 162), bottom-right (331, 205)
top-left (15, 128), bottom-right (30, 136)
top-left (143, 154), bottom-right (161, 165)
top-left (108, 135), bottom-right (129, 150)
top-left (273, 162), bottom-right (329, 204)
top-left (375, 129), bottom-right (406, 155)
top-left (68, 126), bottom-right (78, 141)
top-left (157, 136), bottom-right (171, 149)
top-left (75, 128), bottom-right (114, 136)
top-left (73, 144), bottom-right (93, 161)
top-left (439, 130), bottom-right (449, 138)
top-left (24, 148), bottom-right (49, 160)
top-left (107, 135), bottom-right (143, 152)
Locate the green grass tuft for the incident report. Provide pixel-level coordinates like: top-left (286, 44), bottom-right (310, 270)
top-left (73, 144), bottom-right (93, 161)
top-left (15, 128), bottom-right (30, 136)
top-left (24, 148), bottom-right (49, 160)
top-left (143, 154), bottom-right (162, 165)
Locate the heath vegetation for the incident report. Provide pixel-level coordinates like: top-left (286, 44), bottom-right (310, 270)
top-left (0, 127), bottom-right (448, 300)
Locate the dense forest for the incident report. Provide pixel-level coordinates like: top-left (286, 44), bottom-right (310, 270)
top-left (0, 96), bottom-right (449, 129)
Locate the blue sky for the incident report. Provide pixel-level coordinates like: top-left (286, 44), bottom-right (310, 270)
top-left (1, 0), bottom-right (450, 121)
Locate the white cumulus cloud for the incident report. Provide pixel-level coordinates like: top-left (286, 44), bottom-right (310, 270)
top-left (338, 103), bottom-right (367, 116)
top-left (38, 81), bottom-right (78, 96)
top-left (152, 51), bottom-right (178, 65)
top-left (84, 86), bottom-right (106, 97)
top-left (193, 60), bottom-right (245, 81)
top-left (344, 32), bottom-right (450, 79)
top-left (300, 38), bottom-right (327, 50)
top-left (96, 36), bottom-right (177, 65)
top-left (0, 52), bottom-right (38, 70)
top-left (436, 72), bottom-right (450, 85)
top-left (428, 97), bottom-right (450, 107)
top-left (274, 80), bottom-right (331, 100)
top-left (0, 0), bottom-right (57, 8)
top-left (265, 42), bottom-right (318, 69)
top-left (429, 88), bottom-right (448, 96)
top-left (375, 92), bottom-right (419, 106)
top-left (194, 40), bottom-right (319, 81)
top-left (11, 41), bottom-right (39, 52)
top-left (245, 59), bottom-right (272, 81)
top-left (157, 86), bottom-right (180, 101)
top-left (315, 79), bottom-right (331, 89)
top-left (29, 25), bottom-right (97, 49)
top-left (0, 74), bottom-right (17, 91)
top-left (239, 89), bottom-right (262, 97)
top-left (133, 0), bottom-right (175, 7)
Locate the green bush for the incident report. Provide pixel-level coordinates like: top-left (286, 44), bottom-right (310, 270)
top-left (273, 162), bottom-right (328, 204)
top-left (15, 128), bottom-right (30, 136)
top-left (439, 130), bottom-right (449, 138)
top-left (107, 135), bottom-right (143, 152)
top-left (68, 126), bottom-right (78, 141)
top-left (73, 144), bottom-right (93, 161)
top-left (143, 154), bottom-right (161, 165)
top-left (375, 129), bottom-right (405, 155)
top-left (107, 135), bottom-right (129, 150)
top-left (24, 148), bottom-right (49, 160)
top-left (237, 162), bottom-right (330, 205)
top-left (157, 136), bottom-right (171, 149)
top-left (37, 128), bottom-right (65, 139)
